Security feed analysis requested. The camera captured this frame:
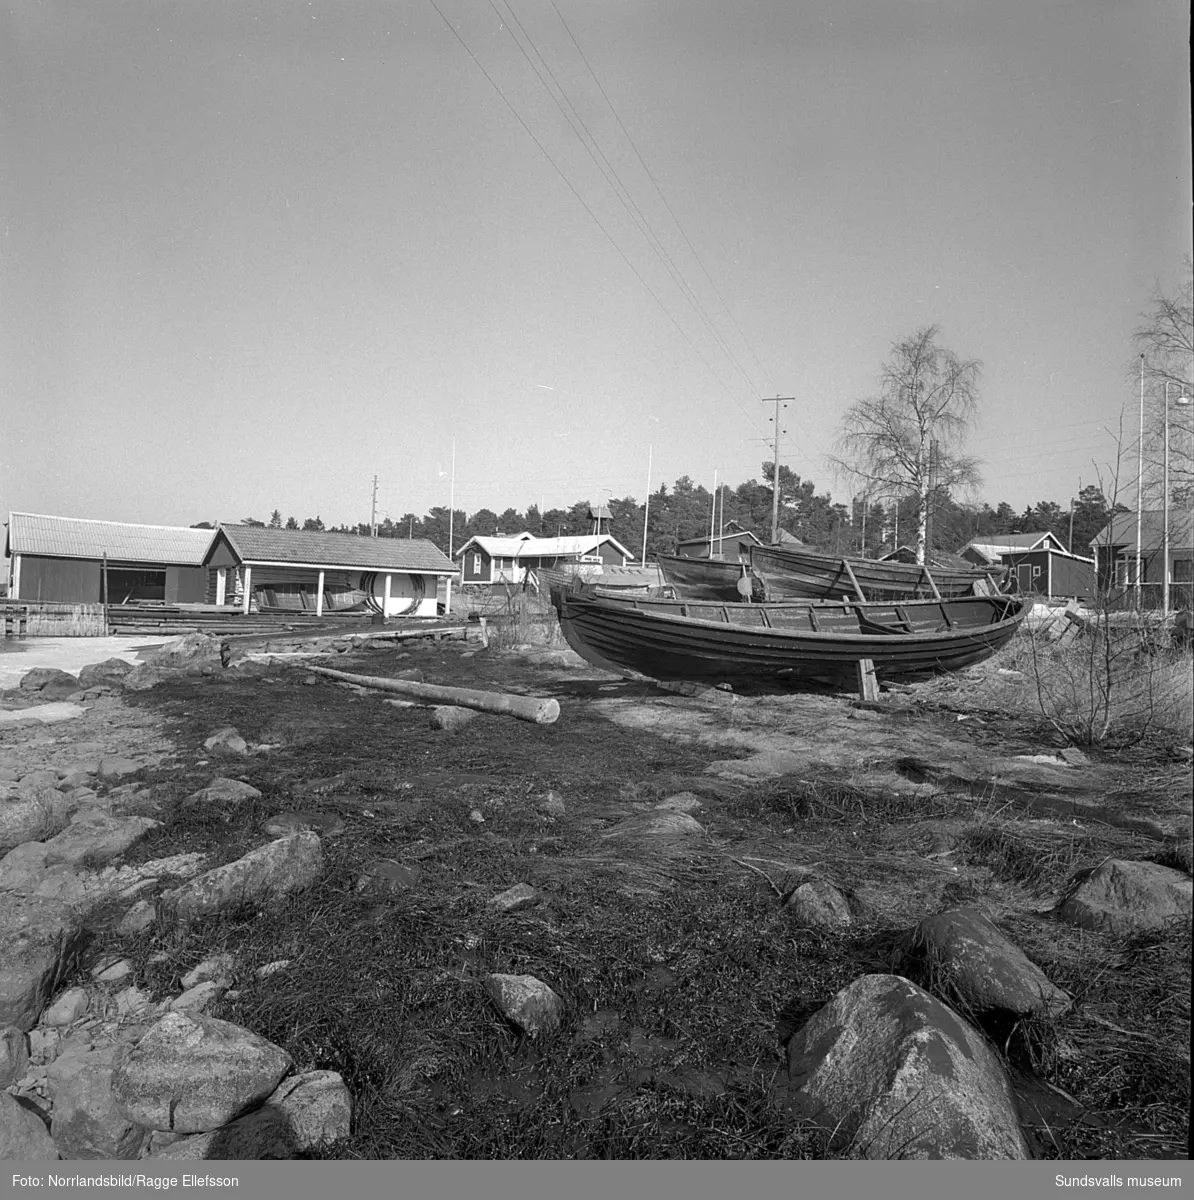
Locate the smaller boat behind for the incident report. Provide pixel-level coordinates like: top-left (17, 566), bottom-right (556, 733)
top-left (656, 554), bottom-right (764, 602)
top-left (749, 545), bottom-right (1009, 603)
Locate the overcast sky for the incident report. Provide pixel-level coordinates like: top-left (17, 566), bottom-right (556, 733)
top-left (2, 0), bottom-right (1190, 532)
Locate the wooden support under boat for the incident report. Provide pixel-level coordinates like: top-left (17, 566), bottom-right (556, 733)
top-left (855, 657), bottom-right (880, 703)
top-left (299, 664), bottom-right (560, 724)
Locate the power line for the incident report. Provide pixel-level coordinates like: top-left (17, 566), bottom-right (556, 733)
top-left (547, 0), bottom-right (775, 392)
top-left (495, 0), bottom-right (765, 405)
top-left (425, 0), bottom-right (771, 440)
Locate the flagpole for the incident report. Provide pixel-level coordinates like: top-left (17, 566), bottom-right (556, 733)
top-left (1136, 354), bottom-right (1144, 609)
top-left (641, 445), bottom-right (653, 566)
top-left (446, 438), bottom-right (456, 616)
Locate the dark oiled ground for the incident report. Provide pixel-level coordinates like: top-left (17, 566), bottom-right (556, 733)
top-left (95, 638), bottom-right (1191, 1160)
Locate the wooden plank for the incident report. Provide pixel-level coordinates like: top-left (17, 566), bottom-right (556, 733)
top-left (855, 657), bottom-right (880, 703)
top-left (840, 558), bottom-right (868, 603)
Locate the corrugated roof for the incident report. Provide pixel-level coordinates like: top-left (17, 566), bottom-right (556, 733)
top-left (6, 512), bottom-right (216, 565)
top-left (963, 532), bottom-right (1062, 559)
top-left (219, 525), bottom-right (457, 573)
top-left (1090, 509), bottom-right (1194, 551)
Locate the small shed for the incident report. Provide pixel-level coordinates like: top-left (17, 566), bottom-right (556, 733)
top-left (454, 532), bottom-right (633, 585)
top-left (207, 525), bottom-right (457, 617)
top-left (961, 531), bottom-right (1095, 599)
top-left (676, 522), bottom-right (765, 561)
top-left (5, 512), bottom-right (215, 604)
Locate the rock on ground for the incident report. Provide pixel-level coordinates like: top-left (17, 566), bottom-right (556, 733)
top-left (905, 907), bottom-right (1071, 1018)
top-left (430, 706), bottom-right (476, 732)
top-left (484, 973), bottom-right (562, 1038)
top-left (163, 833), bottom-right (323, 921)
top-left (785, 879), bottom-right (853, 931)
top-left (1, 1024), bottom-right (30, 1087)
top-left (0, 1090), bottom-right (58, 1160)
top-left (47, 1041), bottom-right (146, 1159)
top-left (144, 634), bottom-right (223, 670)
top-left (489, 883), bottom-right (537, 912)
top-left (181, 778), bottom-right (263, 808)
top-left (77, 659), bottom-right (134, 690)
top-left (0, 893), bottom-right (83, 1031)
top-left (19, 668), bottom-right (81, 701)
top-left (785, 973), bottom-right (1030, 1159)
top-left (1, 785), bottom-right (72, 854)
top-left (1057, 859), bottom-right (1193, 937)
top-left (111, 1011), bottom-right (292, 1135)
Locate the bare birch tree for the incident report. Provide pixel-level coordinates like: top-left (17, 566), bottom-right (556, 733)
top-left (829, 326), bottom-right (982, 563)
top-left (1134, 262), bottom-right (1194, 504)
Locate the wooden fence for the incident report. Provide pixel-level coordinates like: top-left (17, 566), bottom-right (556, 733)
top-left (2, 602), bottom-right (109, 637)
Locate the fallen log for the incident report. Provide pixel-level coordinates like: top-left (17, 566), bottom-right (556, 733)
top-left (296, 664), bottom-right (560, 725)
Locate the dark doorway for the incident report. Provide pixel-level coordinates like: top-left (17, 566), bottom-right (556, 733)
top-left (106, 569), bottom-right (166, 603)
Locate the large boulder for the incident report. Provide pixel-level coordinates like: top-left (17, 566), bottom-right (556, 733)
top-left (77, 659), bottom-right (134, 690)
top-left (18, 668), bottom-right (80, 701)
top-left (905, 908), bottom-right (1071, 1018)
top-left (48, 1042), bottom-right (147, 1159)
top-left (143, 633), bottom-right (223, 670)
top-left (1057, 859), bottom-right (1193, 937)
top-left (785, 973), bottom-right (1030, 1159)
top-left (0, 893), bottom-right (83, 1031)
top-left (163, 833), bottom-right (323, 921)
top-left (111, 1012), bottom-right (292, 1135)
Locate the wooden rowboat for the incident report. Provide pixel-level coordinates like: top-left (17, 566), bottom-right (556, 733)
top-left (656, 555), bottom-right (764, 602)
top-left (749, 545), bottom-right (1008, 603)
top-left (548, 579), bottom-right (1030, 689)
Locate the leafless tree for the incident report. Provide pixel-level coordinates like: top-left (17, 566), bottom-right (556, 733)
top-left (829, 326), bottom-right (982, 563)
top-left (1134, 262), bottom-right (1194, 504)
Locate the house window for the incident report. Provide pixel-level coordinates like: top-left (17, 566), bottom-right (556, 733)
top-left (1032, 566), bottom-right (1042, 578)
top-left (471, 553), bottom-right (482, 575)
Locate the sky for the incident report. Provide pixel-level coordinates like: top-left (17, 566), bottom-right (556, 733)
top-left (2, 0), bottom-right (1190, 534)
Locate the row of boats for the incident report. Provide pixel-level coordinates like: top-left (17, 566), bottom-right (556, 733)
top-left (542, 544), bottom-right (1031, 692)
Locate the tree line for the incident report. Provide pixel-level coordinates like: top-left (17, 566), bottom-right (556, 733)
top-left (196, 472), bottom-right (1122, 563)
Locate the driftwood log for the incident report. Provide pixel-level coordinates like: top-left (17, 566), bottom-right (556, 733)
top-left (298, 664), bottom-right (560, 725)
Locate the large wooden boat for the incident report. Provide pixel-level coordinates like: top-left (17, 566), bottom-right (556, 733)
top-left (749, 545), bottom-right (1008, 603)
top-left (548, 578), bottom-right (1030, 689)
top-left (656, 554), bottom-right (764, 602)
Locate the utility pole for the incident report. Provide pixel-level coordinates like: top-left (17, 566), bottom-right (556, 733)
top-left (762, 395), bottom-right (794, 544)
top-left (370, 475), bottom-right (379, 537)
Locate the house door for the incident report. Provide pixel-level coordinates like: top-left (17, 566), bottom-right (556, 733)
top-left (1017, 564), bottom-right (1033, 593)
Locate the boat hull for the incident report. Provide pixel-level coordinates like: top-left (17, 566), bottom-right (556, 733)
top-left (749, 546), bottom-right (1007, 602)
top-left (656, 555), bottom-right (764, 602)
top-left (549, 585), bottom-right (1030, 688)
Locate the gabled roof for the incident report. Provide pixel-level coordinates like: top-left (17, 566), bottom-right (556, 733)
top-left (772, 529), bottom-right (804, 546)
top-left (453, 532), bottom-right (633, 560)
top-left (587, 503), bottom-right (613, 521)
top-left (6, 512), bottom-right (216, 565)
top-left (1090, 510), bottom-right (1194, 553)
top-left (216, 524), bottom-right (457, 574)
top-left (963, 531), bottom-right (1067, 561)
top-left (676, 527), bottom-right (764, 550)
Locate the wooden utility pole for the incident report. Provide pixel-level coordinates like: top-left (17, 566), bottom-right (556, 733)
top-left (370, 475), bottom-right (379, 537)
top-left (762, 395), bottom-right (793, 543)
